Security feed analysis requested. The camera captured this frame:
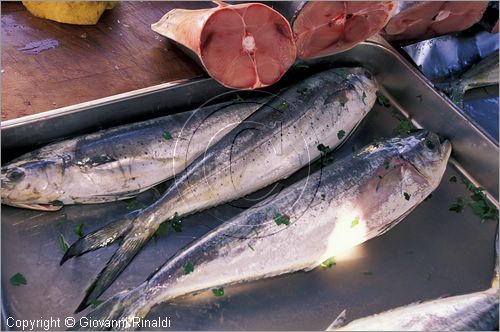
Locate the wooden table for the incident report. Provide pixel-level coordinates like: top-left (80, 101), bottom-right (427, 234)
top-left (1, 1), bottom-right (207, 120)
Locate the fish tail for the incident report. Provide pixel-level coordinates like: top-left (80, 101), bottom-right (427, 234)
top-left (60, 210), bottom-right (141, 265)
top-left (70, 285), bottom-right (147, 330)
top-left (75, 217), bottom-right (157, 313)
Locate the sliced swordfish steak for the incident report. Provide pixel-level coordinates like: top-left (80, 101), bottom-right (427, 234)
top-left (271, 1), bottom-right (396, 60)
top-left (383, 1), bottom-right (488, 43)
top-left (151, 2), bottom-right (296, 90)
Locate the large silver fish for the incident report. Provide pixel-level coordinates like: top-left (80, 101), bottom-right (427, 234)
top-left (327, 228), bottom-right (500, 331)
top-left (63, 67), bottom-right (379, 312)
top-left (73, 131), bottom-right (451, 330)
top-left (1, 100), bottom-right (265, 211)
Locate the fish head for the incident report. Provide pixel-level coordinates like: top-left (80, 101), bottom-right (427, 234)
top-left (1, 159), bottom-right (65, 211)
top-left (396, 130), bottom-right (452, 189)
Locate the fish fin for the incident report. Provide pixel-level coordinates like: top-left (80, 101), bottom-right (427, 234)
top-left (326, 309), bottom-right (347, 330)
top-left (75, 222), bottom-right (154, 313)
top-left (60, 210), bottom-right (140, 265)
top-left (70, 291), bottom-right (128, 329)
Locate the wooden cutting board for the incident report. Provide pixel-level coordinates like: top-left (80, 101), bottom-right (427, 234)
top-left (1, 1), bottom-right (208, 120)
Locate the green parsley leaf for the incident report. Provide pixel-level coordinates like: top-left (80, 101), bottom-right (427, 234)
top-left (393, 119), bottom-right (413, 135)
top-left (10, 273), bottom-right (27, 286)
top-left (320, 257), bottom-right (336, 269)
top-left (162, 130), bottom-right (173, 140)
top-left (351, 216), bottom-right (360, 228)
top-left (212, 287), bottom-right (224, 297)
top-left (183, 261), bottom-right (194, 275)
top-left (372, 137), bottom-right (381, 148)
top-left (126, 198), bottom-right (145, 211)
top-left (449, 176), bottom-right (457, 183)
top-left (74, 223), bottom-right (84, 239)
top-left (383, 159), bottom-right (390, 169)
top-left (274, 213), bottom-right (290, 226)
top-left (58, 234), bottom-right (69, 253)
top-left (404, 192), bottom-right (411, 201)
top-left (233, 94), bottom-right (244, 102)
top-left (337, 130), bottom-right (346, 140)
top-left (376, 95), bottom-right (390, 107)
top-left (170, 212), bottom-right (182, 232)
top-left (317, 143), bottom-right (334, 166)
top-left (276, 101), bottom-right (288, 111)
top-left (90, 299), bottom-right (103, 309)
top-left (351, 144), bottom-right (358, 152)
top-left (449, 197), bottom-right (465, 213)
top-left (320, 193), bottom-right (326, 201)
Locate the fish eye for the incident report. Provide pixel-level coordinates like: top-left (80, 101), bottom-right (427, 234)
top-left (6, 168), bottom-right (25, 181)
top-left (425, 139), bottom-right (436, 150)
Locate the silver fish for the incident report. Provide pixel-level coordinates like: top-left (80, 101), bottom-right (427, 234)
top-left (63, 67), bottom-right (379, 312)
top-left (73, 131), bottom-right (451, 330)
top-left (326, 288), bottom-right (498, 331)
top-left (444, 50), bottom-right (499, 109)
top-left (1, 100), bottom-right (264, 211)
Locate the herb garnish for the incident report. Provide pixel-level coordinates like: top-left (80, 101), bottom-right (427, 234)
top-left (393, 119), bottom-right (413, 135)
top-left (404, 192), bottom-right (411, 201)
top-left (274, 213), bottom-right (290, 226)
top-left (162, 130), bottom-right (173, 140)
top-left (449, 197), bottom-right (465, 213)
top-left (320, 193), bottom-right (326, 201)
top-left (351, 216), bottom-right (360, 228)
top-left (337, 130), bottom-right (346, 140)
top-left (170, 212), bottom-right (183, 232)
top-left (449, 176), bottom-right (457, 183)
top-left (212, 287), bottom-right (224, 297)
top-left (317, 143), bottom-right (334, 166)
top-left (90, 299), bottom-right (103, 309)
top-left (10, 273), bottom-right (27, 286)
top-left (376, 95), bottom-right (390, 107)
top-left (58, 234), bottom-right (69, 253)
top-left (276, 101), bottom-right (288, 111)
top-left (372, 137), bottom-right (381, 147)
top-left (74, 223), bottom-right (84, 238)
top-left (383, 159), bottom-right (390, 169)
top-left (233, 94), bottom-right (244, 102)
top-left (351, 144), bottom-right (358, 152)
top-left (126, 198), bottom-right (145, 211)
top-left (320, 257), bottom-right (336, 269)
top-left (183, 261), bottom-right (194, 275)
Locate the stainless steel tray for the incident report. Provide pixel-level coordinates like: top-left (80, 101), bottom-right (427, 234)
top-left (2, 36), bottom-right (498, 331)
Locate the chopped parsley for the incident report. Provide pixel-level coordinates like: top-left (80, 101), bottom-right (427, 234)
top-left (183, 261), bottom-right (194, 275)
top-left (320, 193), bottom-right (326, 201)
top-left (372, 137), bottom-right (381, 148)
top-left (337, 130), bottom-right (346, 140)
top-left (233, 94), bottom-right (244, 102)
top-left (170, 212), bottom-right (183, 232)
top-left (9, 273), bottom-right (27, 286)
top-left (90, 299), bottom-right (103, 309)
top-left (276, 101), bottom-right (288, 111)
top-left (320, 257), bottom-right (336, 269)
top-left (274, 213), bottom-right (290, 226)
top-left (404, 192), bottom-right (411, 201)
top-left (126, 198), bottom-right (145, 211)
top-left (376, 94), bottom-right (390, 107)
top-left (383, 159), bottom-right (390, 169)
top-left (212, 287), bottom-right (224, 297)
top-left (351, 144), bottom-right (358, 152)
top-left (351, 216), bottom-right (360, 228)
top-left (153, 222), bottom-right (169, 242)
top-left (58, 234), bottom-right (69, 253)
top-left (393, 119), bottom-right (413, 135)
top-left (74, 223), bottom-right (84, 238)
top-left (317, 143), bottom-right (334, 166)
top-left (162, 130), bottom-right (173, 140)
top-left (449, 197), bottom-right (465, 213)
top-left (449, 176), bottom-right (457, 183)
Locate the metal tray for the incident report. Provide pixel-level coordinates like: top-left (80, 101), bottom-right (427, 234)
top-left (2, 36), bottom-right (498, 331)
